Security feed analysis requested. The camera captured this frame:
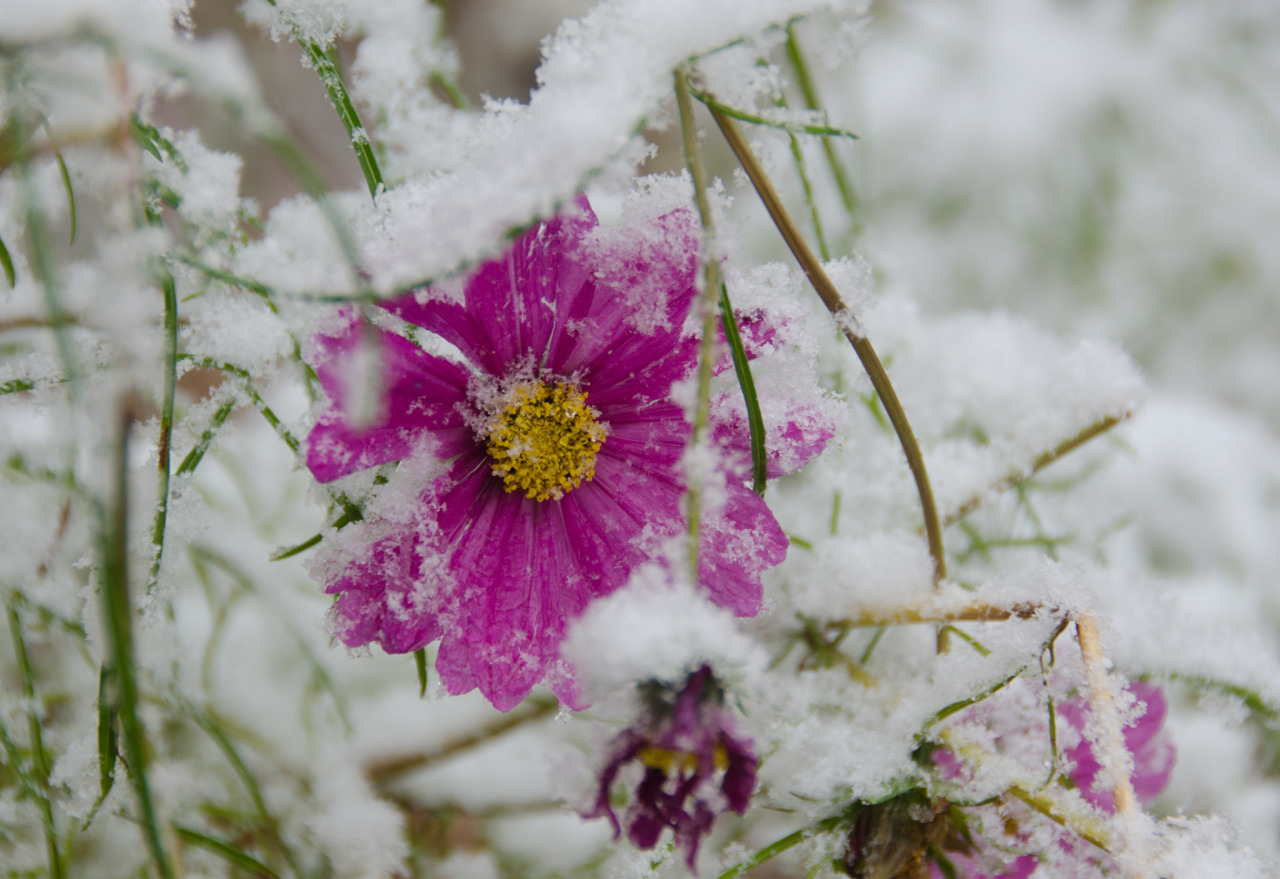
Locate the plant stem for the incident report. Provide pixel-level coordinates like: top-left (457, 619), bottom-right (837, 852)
top-left (675, 68), bottom-right (721, 580)
top-left (706, 101), bottom-right (946, 585)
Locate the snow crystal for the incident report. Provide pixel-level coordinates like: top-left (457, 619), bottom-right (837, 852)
top-left (306, 756), bottom-right (409, 879)
top-left (358, 0), bottom-right (872, 293)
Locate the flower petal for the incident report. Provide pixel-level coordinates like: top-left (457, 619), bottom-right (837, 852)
top-left (697, 484), bottom-right (787, 616)
top-left (324, 529), bottom-right (443, 654)
top-left (307, 311), bottom-right (472, 483)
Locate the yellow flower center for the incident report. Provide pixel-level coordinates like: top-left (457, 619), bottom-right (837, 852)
top-left (485, 381), bottom-right (606, 502)
top-left (637, 743), bottom-right (730, 776)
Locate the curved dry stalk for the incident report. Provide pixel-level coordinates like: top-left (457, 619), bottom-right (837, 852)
top-left (703, 96), bottom-right (945, 586)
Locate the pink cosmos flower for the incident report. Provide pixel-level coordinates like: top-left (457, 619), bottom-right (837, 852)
top-left (928, 681), bottom-right (1175, 878)
top-left (305, 198), bottom-right (830, 710)
top-left (586, 665), bottom-right (757, 870)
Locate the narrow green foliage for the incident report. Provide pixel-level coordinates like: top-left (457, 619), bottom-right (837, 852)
top-left (940, 625), bottom-right (992, 657)
top-left (7, 602), bottom-right (65, 879)
top-left (927, 668), bottom-right (1024, 728)
top-left (0, 232), bottom-right (14, 287)
top-left (175, 397), bottom-right (237, 478)
top-left (97, 664), bottom-right (118, 807)
top-left (1, 377), bottom-right (35, 395)
top-left (689, 87), bottom-right (860, 140)
top-left (858, 627), bottom-right (886, 665)
top-left (100, 405), bottom-right (177, 879)
top-left (415, 648), bottom-right (429, 698)
top-left (1167, 672), bottom-right (1280, 726)
top-left (309, 42), bottom-right (384, 199)
top-left (191, 708), bottom-right (304, 878)
top-left (784, 25), bottom-right (859, 218)
top-left (56, 152), bottom-right (76, 244)
top-left (146, 266), bottom-right (180, 595)
top-left (719, 284), bottom-right (768, 495)
top-left (270, 532), bottom-right (323, 561)
top-left (717, 812), bottom-right (850, 879)
top-left (787, 532), bottom-right (814, 550)
top-left (173, 824), bottom-right (284, 879)
top-left (430, 71), bottom-right (469, 109)
top-left (173, 255), bottom-right (278, 309)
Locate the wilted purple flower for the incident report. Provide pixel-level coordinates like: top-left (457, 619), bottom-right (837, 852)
top-left (927, 681), bottom-right (1175, 878)
top-left (305, 199), bottom-right (830, 710)
top-left (587, 665), bottom-right (757, 869)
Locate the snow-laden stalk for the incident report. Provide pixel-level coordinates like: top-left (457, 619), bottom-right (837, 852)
top-left (705, 99), bottom-right (947, 586)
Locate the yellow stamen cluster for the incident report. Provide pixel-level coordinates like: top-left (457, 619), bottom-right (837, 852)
top-left (637, 743), bottom-right (730, 776)
top-left (485, 381), bottom-right (606, 502)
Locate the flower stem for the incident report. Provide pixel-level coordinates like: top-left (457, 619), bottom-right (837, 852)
top-left (675, 68), bottom-right (721, 578)
top-left (706, 100), bottom-right (946, 585)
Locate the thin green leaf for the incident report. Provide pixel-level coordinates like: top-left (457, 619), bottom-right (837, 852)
top-left (717, 812), bottom-right (849, 879)
top-left (0, 232), bottom-right (15, 287)
top-left (100, 406), bottom-right (177, 879)
top-left (926, 668), bottom-right (1023, 729)
top-left (940, 625), bottom-right (992, 658)
top-left (175, 397), bottom-right (236, 478)
top-left (784, 25), bottom-right (858, 217)
top-left (302, 40), bottom-right (383, 199)
top-left (1165, 672), bottom-right (1280, 725)
top-left (270, 532), bottom-right (323, 561)
top-left (689, 88), bottom-right (859, 140)
top-left (7, 602), bottom-right (64, 879)
top-left (2, 378), bottom-right (34, 395)
top-left (97, 664), bottom-right (118, 805)
top-left (55, 152), bottom-right (76, 244)
top-left (173, 825), bottom-right (283, 879)
top-left (718, 284), bottom-right (767, 495)
top-left (415, 648), bottom-right (429, 699)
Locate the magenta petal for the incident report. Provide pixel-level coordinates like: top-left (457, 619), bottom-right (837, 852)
top-left (697, 484), bottom-right (786, 616)
top-left (325, 529), bottom-right (443, 654)
top-left (433, 477), bottom-right (597, 711)
top-left (307, 313), bottom-right (472, 483)
top-left (383, 293), bottom-right (505, 377)
top-left (711, 398), bottom-right (834, 481)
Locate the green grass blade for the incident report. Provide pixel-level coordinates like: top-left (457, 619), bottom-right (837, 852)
top-left (415, 648), bottom-right (429, 698)
top-left (0, 232), bottom-right (15, 287)
top-left (56, 152), bottom-right (76, 244)
top-left (100, 406), bottom-right (177, 879)
top-left (718, 284), bottom-right (768, 495)
top-left (97, 664), bottom-right (118, 805)
top-left (173, 824), bottom-right (283, 879)
top-left (689, 88), bottom-right (859, 140)
top-left (7, 602), bottom-right (65, 879)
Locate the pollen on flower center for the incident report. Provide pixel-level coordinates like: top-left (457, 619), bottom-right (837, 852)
top-left (485, 381), bottom-right (606, 502)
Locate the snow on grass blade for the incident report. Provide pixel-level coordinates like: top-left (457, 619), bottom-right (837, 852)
top-left (719, 283), bottom-right (768, 495)
top-left (100, 403), bottom-right (177, 879)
